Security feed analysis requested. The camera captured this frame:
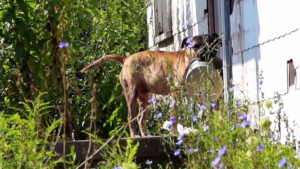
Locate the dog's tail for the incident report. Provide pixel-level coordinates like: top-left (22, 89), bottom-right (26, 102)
top-left (80, 54), bottom-right (124, 73)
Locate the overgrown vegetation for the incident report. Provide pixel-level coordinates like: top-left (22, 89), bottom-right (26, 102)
top-left (1, 0), bottom-right (300, 169)
top-left (0, 0), bottom-right (148, 139)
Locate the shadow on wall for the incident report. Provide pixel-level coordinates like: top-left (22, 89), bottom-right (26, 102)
top-left (231, 0), bottom-right (261, 102)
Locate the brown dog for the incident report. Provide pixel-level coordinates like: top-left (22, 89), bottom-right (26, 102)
top-left (81, 34), bottom-right (221, 137)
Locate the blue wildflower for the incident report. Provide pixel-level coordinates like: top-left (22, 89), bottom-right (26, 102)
top-left (112, 166), bottom-right (122, 169)
top-left (170, 116), bottom-right (176, 124)
top-left (192, 114), bottom-right (199, 122)
top-left (256, 145), bottom-right (265, 151)
top-left (186, 148), bottom-right (193, 154)
top-left (154, 113), bottom-right (162, 119)
top-left (212, 156), bottom-right (221, 166)
top-left (187, 43), bottom-right (195, 48)
top-left (169, 101), bottom-right (175, 108)
top-left (219, 164), bottom-right (224, 168)
top-left (200, 105), bottom-right (206, 110)
top-left (229, 87), bottom-right (234, 92)
top-left (146, 160), bottom-right (153, 165)
top-left (210, 102), bottom-right (216, 108)
top-left (203, 125), bottom-right (209, 131)
top-left (208, 149), bottom-right (213, 153)
top-left (278, 158), bottom-right (287, 168)
top-left (182, 21), bottom-right (189, 28)
top-left (218, 146), bottom-right (226, 156)
top-left (59, 42), bottom-right (69, 49)
top-left (235, 101), bottom-right (243, 107)
top-left (196, 91), bottom-right (202, 97)
top-left (274, 91), bottom-right (279, 96)
top-left (174, 149), bottom-right (181, 156)
top-left (238, 113), bottom-right (248, 120)
top-left (269, 133), bottom-right (275, 138)
top-left (177, 133), bottom-right (184, 140)
top-left (193, 148), bottom-right (198, 153)
top-left (231, 125), bottom-right (235, 131)
top-left (213, 138), bottom-right (218, 142)
top-left (162, 121), bottom-right (172, 131)
top-left (288, 164), bottom-right (293, 169)
top-left (148, 98), bottom-right (154, 104)
top-left (238, 120), bottom-right (251, 128)
top-left (186, 37), bottom-right (193, 44)
top-left (175, 140), bottom-right (182, 146)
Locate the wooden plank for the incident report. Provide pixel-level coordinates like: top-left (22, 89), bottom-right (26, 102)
top-left (54, 136), bottom-right (173, 161)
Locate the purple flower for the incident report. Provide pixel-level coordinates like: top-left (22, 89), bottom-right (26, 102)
top-left (192, 115), bottom-right (199, 122)
top-left (177, 133), bottom-right (184, 140)
top-left (186, 148), bottom-right (193, 154)
top-left (235, 101), bottom-right (243, 107)
top-left (288, 164), bottom-right (293, 169)
top-left (210, 102), bottom-right (216, 108)
top-left (113, 166), bottom-right (122, 169)
top-left (269, 133), bottom-right (275, 138)
top-left (182, 21), bottom-right (189, 28)
top-left (231, 125), bottom-right (235, 131)
top-left (278, 158), bottom-right (287, 168)
top-left (169, 101), bottom-right (175, 108)
top-left (186, 37), bottom-right (193, 44)
top-left (148, 98), bottom-right (154, 104)
top-left (212, 156), bottom-right (221, 166)
top-left (154, 113), bottom-right (162, 119)
top-left (213, 138), bottom-right (218, 142)
top-left (196, 91), bottom-right (202, 97)
top-left (193, 148), bottom-right (198, 153)
top-left (174, 149), bottom-right (181, 156)
top-left (170, 116), bottom-right (176, 124)
top-left (229, 87), bottom-right (234, 92)
top-left (162, 121), bottom-right (172, 130)
top-left (200, 105), bottom-right (206, 110)
top-left (175, 140), bottom-right (183, 145)
top-left (59, 42), bottom-right (69, 49)
top-left (146, 160), bottom-right (153, 165)
top-left (238, 120), bottom-right (251, 128)
top-left (218, 146), bottom-right (226, 156)
top-left (219, 164), bottom-right (224, 168)
top-left (274, 91), bottom-right (279, 96)
top-left (208, 149), bottom-right (213, 153)
top-left (256, 145), bottom-right (265, 151)
top-left (187, 43), bottom-right (195, 48)
top-left (203, 125), bottom-right (209, 131)
top-left (238, 113), bottom-right (248, 120)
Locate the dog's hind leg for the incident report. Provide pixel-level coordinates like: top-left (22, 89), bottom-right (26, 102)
top-left (137, 93), bottom-right (150, 137)
top-left (120, 79), bottom-right (139, 138)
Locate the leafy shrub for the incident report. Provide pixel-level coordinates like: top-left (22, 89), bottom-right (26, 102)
top-left (0, 93), bottom-right (60, 168)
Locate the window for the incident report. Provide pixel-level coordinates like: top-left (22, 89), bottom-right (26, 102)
top-left (287, 59), bottom-right (296, 90)
top-left (154, 0), bottom-right (172, 44)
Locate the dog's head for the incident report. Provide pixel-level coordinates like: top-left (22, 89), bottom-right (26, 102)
top-left (181, 33), bottom-right (221, 61)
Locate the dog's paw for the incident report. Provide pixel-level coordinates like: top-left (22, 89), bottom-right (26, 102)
top-left (131, 135), bottom-right (141, 138)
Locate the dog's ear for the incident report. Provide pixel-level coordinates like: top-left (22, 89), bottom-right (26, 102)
top-left (181, 37), bottom-right (190, 48)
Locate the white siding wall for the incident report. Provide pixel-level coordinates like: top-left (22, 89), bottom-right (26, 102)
top-left (147, 0), bottom-right (208, 51)
top-left (231, 0), bottom-right (300, 141)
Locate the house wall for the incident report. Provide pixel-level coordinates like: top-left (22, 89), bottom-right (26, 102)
top-left (231, 0), bottom-right (300, 141)
top-left (147, 0), bottom-right (208, 51)
top-left (147, 0), bottom-right (300, 142)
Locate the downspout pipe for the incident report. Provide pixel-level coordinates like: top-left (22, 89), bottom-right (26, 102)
top-left (220, 0), bottom-right (232, 103)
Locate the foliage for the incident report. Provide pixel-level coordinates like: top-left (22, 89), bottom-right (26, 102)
top-left (0, 0), bottom-right (149, 139)
top-left (143, 87), bottom-right (300, 169)
top-left (0, 93), bottom-right (60, 168)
